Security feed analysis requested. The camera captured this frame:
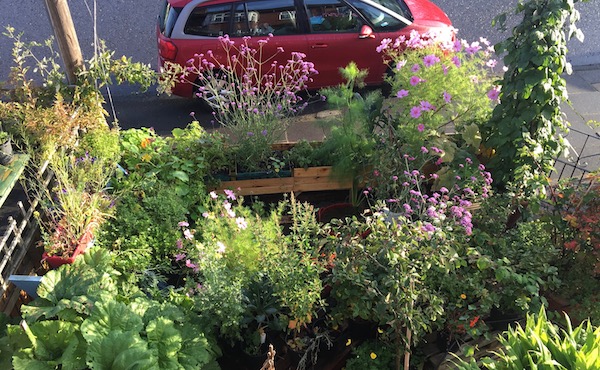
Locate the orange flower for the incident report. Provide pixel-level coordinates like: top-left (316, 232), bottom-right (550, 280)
top-left (140, 137), bottom-right (152, 149)
top-left (469, 316), bottom-right (480, 328)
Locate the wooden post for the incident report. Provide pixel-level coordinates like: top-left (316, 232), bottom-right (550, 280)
top-left (43, 0), bottom-right (83, 84)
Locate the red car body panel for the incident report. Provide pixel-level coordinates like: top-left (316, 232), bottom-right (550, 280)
top-left (158, 0), bottom-right (453, 97)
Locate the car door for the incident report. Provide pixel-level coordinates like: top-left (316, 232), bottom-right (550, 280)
top-left (302, 0), bottom-right (412, 88)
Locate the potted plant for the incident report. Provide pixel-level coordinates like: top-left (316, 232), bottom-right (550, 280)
top-left (33, 128), bottom-right (120, 268)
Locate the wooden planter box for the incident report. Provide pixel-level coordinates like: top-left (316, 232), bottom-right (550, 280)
top-left (214, 166), bottom-right (353, 196)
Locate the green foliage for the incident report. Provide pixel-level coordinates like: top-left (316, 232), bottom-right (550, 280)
top-left (483, 0), bottom-right (589, 197)
top-left (324, 211), bottom-right (446, 366)
top-left (318, 63), bottom-right (378, 184)
top-left (541, 174), bottom-right (600, 323)
top-left (455, 307), bottom-right (600, 369)
top-left (378, 31), bottom-right (495, 156)
top-left (345, 340), bottom-right (395, 370)
top-left (1, 249), bottom-right (220, 369)
top-left (175, 192), bottom-right (325, 348)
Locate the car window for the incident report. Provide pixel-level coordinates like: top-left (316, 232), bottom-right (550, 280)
top-left (233, 0), bottom-right (299, 37)
top-left (347, 0), bottom-right (407, 30)
top-left (304, 0), bottom-right (362, 33)
top-left (363, 0), bottom-right (412, 21)
top-left (184, 4), bottom-right (232, 36)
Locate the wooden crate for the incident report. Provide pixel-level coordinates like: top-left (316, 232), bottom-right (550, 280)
top-left (214, 166), bottom-right (353, 196)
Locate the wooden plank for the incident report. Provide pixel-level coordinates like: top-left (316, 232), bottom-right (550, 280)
top-left (213, 166), bottom-right (353, 196)
top-left (293, 166), bottom-right (333, 178)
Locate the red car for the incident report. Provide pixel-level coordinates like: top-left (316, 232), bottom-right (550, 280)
top-left (157, 0), bottom-right (454, 97)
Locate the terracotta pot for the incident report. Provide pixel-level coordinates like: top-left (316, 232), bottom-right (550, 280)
top-left (317, 203), bottom-right (359, 223)
top-left (42, 222), bottom-right (97, 269)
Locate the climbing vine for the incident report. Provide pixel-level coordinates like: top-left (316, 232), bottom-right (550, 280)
top-left (481, 0), bottom-right (589, 198)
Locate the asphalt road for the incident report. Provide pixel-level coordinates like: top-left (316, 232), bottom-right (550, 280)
top-left (1, 0), bottom-right (599, 133)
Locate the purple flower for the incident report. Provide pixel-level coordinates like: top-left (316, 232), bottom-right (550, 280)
top-left (487, 86), bottom-right (500, 101)
top-left (178, 221), bottom-right (189, 227)
top-left (261, 129), bottom-right (268, 136)
top-left (421, 146), bottom-right (429, 153)
top-left (417, 124), bottom-right (425, 132)
top-left (176, 239), bottom-right (183, 249)
top-left (439, 187), bottom-right (449, 194)
top-left (423, 54), bottom-right (440, 67)
top-left (452, 56), bottom-right (461, 68)
top-left (411, 63), bottom-right (421, 72)
top-left (185, 259), bottom-right (199, 272)
top-left (410, 106), bottom-right (422, 118)
top-left (443, 91), bottom-right (452, 103)
top-left (396, 89), bottom-right (409, 98)
top-left (175, 253), bottom-right (186, 261)
top-left (224, 189), bottom-right (237, 200)
top-left (420, 100), bottom-right (434, 111)
top-left (409, 76), bottom-right (422, 86)
top-left (422, 223), bottom-right (436, 233)
top-left (396, 60), bottom-right (407, 70)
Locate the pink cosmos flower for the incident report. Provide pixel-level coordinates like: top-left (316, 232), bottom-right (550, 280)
top-left (423, 54), bottom-right (440, 67)
top-left (178, 221), bottom-right (189, 227)
top-left (420, 100), bottom-right (434, 111)
top-left (396, 89), bottom-right (409, 98)
top-left (216, 241), bottom-right (226, 253)
top-left (487, 86), bottom-right (501, 101)
top-left (236, 217), bottom-right (248, 230)
top-left (224, 189), bottom-right (236, 200)
top-left (443, 91), bottom-right (452, 103)
top-left (183, 229), bottom-right (194, 240)
top-left (466, 41), bottom-right (481, 55)
top-left (417, 124), bottom-right (425, 132)
top-left (486, 59), bottom-right (498, 68)
top-left (452, 56), bottom-right (462, 68)
top-left (409, 76), bottom-right (422, 86)
top-left (209, 191), bottom-right (218, 199)
top-left (376, 38), bottom-right (392, 53)
top-left (410, 106), bottom-right (422, 118)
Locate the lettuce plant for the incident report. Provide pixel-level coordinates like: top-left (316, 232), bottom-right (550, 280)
top-left (0, 249), bottom-right (221, 369)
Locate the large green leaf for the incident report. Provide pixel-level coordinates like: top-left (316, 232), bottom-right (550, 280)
top-left (86, 331), bottom-right (158, 370)
top-left (12, 321), bottom-right (86, 370)
top-left (80, 300), bottom-right (144, 344)
top-left (146, 318), bottom-right (182, 370)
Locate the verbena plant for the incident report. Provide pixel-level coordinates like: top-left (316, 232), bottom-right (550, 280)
top-left (161, 35), bottom-right (318, 171)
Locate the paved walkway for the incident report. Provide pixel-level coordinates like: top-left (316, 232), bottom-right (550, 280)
top-left (559, 65), bottom-right (600, 177)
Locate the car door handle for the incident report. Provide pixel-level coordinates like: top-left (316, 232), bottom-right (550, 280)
top-left (311, 43), bottom-right (328, 48)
